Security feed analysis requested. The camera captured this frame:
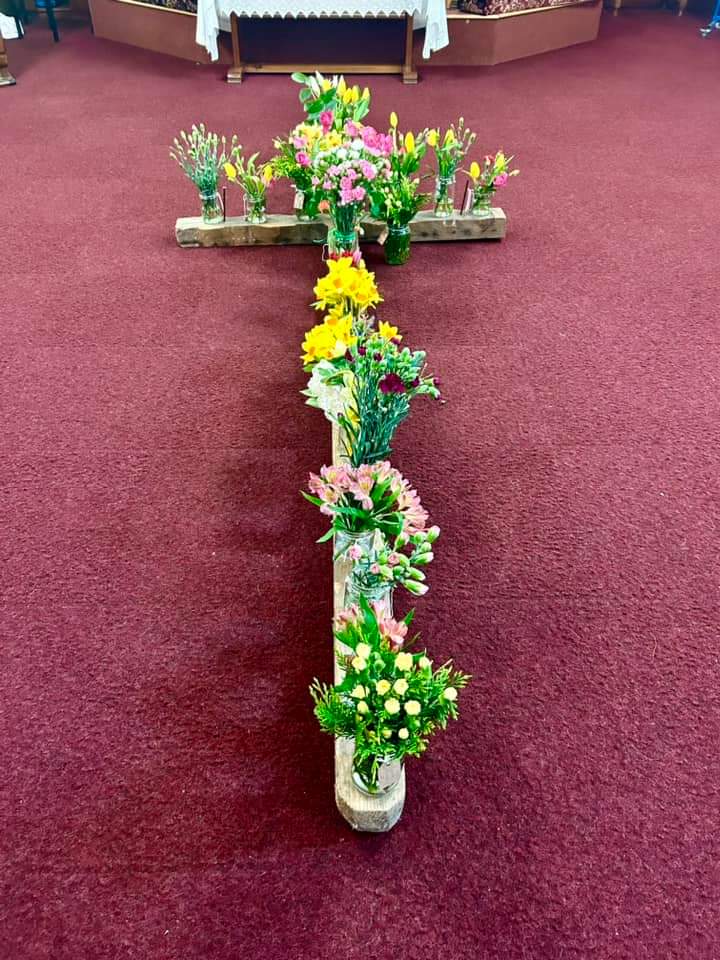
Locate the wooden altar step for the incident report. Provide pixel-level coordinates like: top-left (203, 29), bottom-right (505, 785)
top-left (175, 210), bottom-right (507, 248)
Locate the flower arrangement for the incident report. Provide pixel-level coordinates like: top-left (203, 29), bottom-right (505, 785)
top-left (340, 330), bottom-right (441, 466)
top-left (466, 151), bottom-right (519, 216)
top-left (291, 72), bottom-right (371, 129)
top-left (224, 153), bottom-right (274, 224)
top-left (273, 123), bottom-right (324, 220)
top-left (170, 123), bottom-right (238, 223)
top-left (428, 118), bottom-right (476, 217)
top-left (304, 460), bottom-right (429, 544)
top-left (310, 600), bottom-right (469, 793)
top-left (345, 525), bottom-right (440, 600)
top-left (312, 255), bottom-right (382, 326)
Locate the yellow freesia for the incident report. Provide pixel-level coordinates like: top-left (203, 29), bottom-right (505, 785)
top-left (223, 162), bottom-right (237, 180)
top-left (378, 321), bottom-right (401, 342)
top-left (469, 161), bottom-right (480, 181)
top-left (404, 131), bottom-right (415, 154)
top-left (444, 129), bottom-right (455, 146)
top-left (426, 129), bottom-right (438, 147)
top-left (390, 111), bottom-right (398, 129)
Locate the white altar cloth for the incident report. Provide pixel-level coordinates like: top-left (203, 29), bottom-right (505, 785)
top-left (196, 0), bottom-right (449, 64)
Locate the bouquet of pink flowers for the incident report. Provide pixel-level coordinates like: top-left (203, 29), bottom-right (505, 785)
top-left (303, 461), bottom-right (428, 542)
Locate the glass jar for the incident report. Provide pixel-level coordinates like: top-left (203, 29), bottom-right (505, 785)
top-left (352, 752), bottom-right (403, 796)
top-left (199, 188), bottom-right (223, 225)
top-left (434, 174), bottom-right (456, 219)
top-left (244, 192), bottom-right (267, 225)
top-left (328, 226), bottom-right (360, 258)
top-left (295, 189), bottom-right (319, 222)
top-left (384, 223), bottom-right (411, 266)
top-left (344, 572), bottom-right (393, 618)
top-left (334, 527), bottom-right (375, 561)
top-left (471, 191), bottom-right (494, 218)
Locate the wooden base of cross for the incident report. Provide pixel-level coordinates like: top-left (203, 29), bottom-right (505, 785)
top-left (175, 210), bottom-right (507, 248)
top-left (331, 423), bottom-right (406, 832)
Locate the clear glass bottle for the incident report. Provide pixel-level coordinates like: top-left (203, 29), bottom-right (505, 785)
top-left (244, 192), bottom-right (267, 225)
top-left (199, 188), bottom-right (223, 225)
top-left (352, 752), bottom-right (403, 796)
top-left (434, 174), bottom-right (456, 219)
top-left (471, 190), bottom-right (494, 218)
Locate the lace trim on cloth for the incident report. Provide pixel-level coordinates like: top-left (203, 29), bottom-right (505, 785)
top-left (196, 0), bottom-right (449, 62)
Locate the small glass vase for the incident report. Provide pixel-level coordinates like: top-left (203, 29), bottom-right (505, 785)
top-left (295, 189), bottom-right (319, 222)
top-left (471, 191), bottom-right (494, 218)
top-left (434, 175), bottom-right (456, 219)
top-left (334, 527), bottom-right (375, 561)
top-left (344, 572), bottom-right (393, 617)
top-left (244, 192), bottom-right (267, 225)
top-left (199, 189), bottom-right (223, 225)
top-left (384, 223), bottom-right (411, 266)
top-left (328, 226), bottom-right (360, 258)
top-left (352, 753), bottom-right (403, 796)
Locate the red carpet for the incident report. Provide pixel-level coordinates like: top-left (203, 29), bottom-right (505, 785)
top-left (2, 14), bottom-right (719, 958)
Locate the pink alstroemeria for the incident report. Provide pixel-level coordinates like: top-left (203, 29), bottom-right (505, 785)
top-left (320, 110), bottom-right (334, 133)
top-left (296, 152), bottom-right (311, 167)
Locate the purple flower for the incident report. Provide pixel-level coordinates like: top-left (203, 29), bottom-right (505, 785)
top-left (374, 352), bottom-right (383, 362)
top-left (358, 346), bottom-right (367, 357)
top-left (379, 373), bottom-right (406, 395)
top-left (410, 377), bottom-right (420, 388)
top-left (345, 349), bottom-right (354, 363)
top-left (391, 337), bottom-right (402, 346)
top-left (433, 376), bottom-right (442, 389)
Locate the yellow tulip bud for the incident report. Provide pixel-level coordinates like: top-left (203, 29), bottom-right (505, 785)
top-left (321, 78), bottom-right (332, 92)
top-left (262, 164), bottom-right (273, 184)
top-left (362, 87), bottom-right (370, 101)
top-left (444, 129), bottom-right (455, 146)
top-left (426, 129), bottom-right (438, 147)
top-left (337, 77), bottom-right (346, 96)
top-left (469, 161), bottom-right (480, 180)
top-left (351, 86), bottom-right (360, 103)
top-left (404, 131), bottom-right (415, 154)
top-left (223, 162), bottom-right (237, 180)
top-left (389, 111), bottom-right (398, 129)
top-left (343, 88), bottom-right (353, 105)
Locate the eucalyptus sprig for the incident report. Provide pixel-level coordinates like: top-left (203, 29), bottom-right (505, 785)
top-left (170, 124), bottom-right (239, 194)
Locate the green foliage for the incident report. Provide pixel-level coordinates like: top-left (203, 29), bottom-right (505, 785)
top-left (170, 123), bottom-right (238, 195)
top-left (309, 599), bottom-right (470, 791)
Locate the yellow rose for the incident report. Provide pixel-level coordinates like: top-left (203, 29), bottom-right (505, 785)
top-left (356, 642), bottom-right (371, 659)
top-left (469, 161), bottom-right (480, 181)
top-left (351, 685), bottom-right (366, 699)
top-left (223, 162), bottom-right (237, 181)
top-left (389, 111), bottom-right (398, 129)
top-left (404, 700), bottom-right (421, 716)
top-left (351, 656), bottom-right (367, 671)
top-left (395, 652), bottom-right (413, 672)
top-left (384, 698), bottom-right (400, 715)
top-left (398, 728), bottom-right (409, 740)
top-left (393, 678), bottom-right (408, 696)
top-left (376, 679), bottom-right (391, 695)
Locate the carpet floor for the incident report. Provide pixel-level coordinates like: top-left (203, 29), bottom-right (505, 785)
top-left (2, 12), bottom-right (719, 959)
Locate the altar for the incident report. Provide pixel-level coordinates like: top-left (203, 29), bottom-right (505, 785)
top-left (194, 0), bottom-right (450, 83)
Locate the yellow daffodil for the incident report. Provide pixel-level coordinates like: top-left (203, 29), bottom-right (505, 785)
top-left (389, 111), bottom-right (398, 129)
top-left (378, 321), bottom-right (401, 342)
top-left (426, 129), bottom-right (438, 148)
top-left (223, 162), bottom-right (237, 180)
top-left (404, 131), bottom-right (415, 154)
top-left (469, 161), bottom-right (480, 181)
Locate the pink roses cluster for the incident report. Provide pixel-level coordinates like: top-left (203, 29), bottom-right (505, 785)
top-left (308, 461), bottom-right (428, 536)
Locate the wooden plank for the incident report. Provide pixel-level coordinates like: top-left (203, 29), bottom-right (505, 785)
top-left (175, 209), bottom-right (507, 248)
top-left (330, 423), bottom-right (405, 832)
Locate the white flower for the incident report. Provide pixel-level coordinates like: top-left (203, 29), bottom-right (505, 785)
top-left (393, 678), bottom-right (409, 696)
top-left (418, 656), bottom-right (432, 670)
top-left (395, 652), bottom-right (413, 672)
top-left (351, 685), bottom-right (366, 699)
top-left (404, 700), bottom-right (421, 716)
top-left (357, 700), bottom-right (369, 715)
top-left (443, 687), bottom-right (458, 702)
top-left (376, 679), bottom-right (391, 695)
top-left (398, 728), bottom-right (409, 740)
top-left (351, 656), bottom-right (367, 671)
top-left (384, 698), bottom-right (400, 715)
top-left (356, 642), bottom-right (372, 660)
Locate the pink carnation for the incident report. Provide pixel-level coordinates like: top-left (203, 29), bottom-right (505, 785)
top-left (296, 152), bottom-right (310, 167)
top-left (494, 172), bottom-right (508, 187)
top-left (320, 110), bottom-right (334, 133)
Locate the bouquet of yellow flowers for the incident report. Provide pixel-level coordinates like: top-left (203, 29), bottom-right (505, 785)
top-left (224, 153), bottom-right (273, 224)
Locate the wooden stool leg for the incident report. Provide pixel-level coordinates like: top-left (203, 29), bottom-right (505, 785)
top-left (0, 35), bottom-right (16, 86)
top-left (402, 13), bottom-right (418, 84)
top-left (226, 13), bottom-right (244, 83)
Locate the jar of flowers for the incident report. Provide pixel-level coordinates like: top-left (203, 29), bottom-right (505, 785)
top-left (170, 123), bottom-right (238, 224)
top-left (224, 153), bottom-right (274, 224)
